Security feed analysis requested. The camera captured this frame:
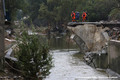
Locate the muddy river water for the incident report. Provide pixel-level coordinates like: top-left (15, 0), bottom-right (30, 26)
top-left (44, 35), bottom-right (117, 80)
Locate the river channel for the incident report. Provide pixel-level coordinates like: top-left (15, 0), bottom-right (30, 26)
top-left (45, 35), bottom-right (116, 80)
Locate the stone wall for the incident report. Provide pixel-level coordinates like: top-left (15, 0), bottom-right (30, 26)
top-left (108, 40), bottom-right (120, 74)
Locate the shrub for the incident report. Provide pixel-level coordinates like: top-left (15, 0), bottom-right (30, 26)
top-left (15, 31), bottom-right (52, 80)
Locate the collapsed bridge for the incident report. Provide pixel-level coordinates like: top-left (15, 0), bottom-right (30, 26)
top-left (67, 22), bottom-right (120, 76)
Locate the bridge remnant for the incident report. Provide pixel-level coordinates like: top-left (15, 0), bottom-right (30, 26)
top-left (67, 22), bottom-right (120, 76)
top-left (68, 23), bottom-right (109, 52)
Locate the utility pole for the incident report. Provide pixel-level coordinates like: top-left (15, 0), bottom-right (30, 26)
top-left (0, 0), bottom-right (5, 69)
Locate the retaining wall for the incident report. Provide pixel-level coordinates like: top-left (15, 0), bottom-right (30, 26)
top-left (108, 40), bottom-right (120, 74)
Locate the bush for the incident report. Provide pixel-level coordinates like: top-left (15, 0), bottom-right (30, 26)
top-left (15, 31), bottom-right (52, 80)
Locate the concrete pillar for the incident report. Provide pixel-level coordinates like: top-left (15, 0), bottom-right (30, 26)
top-left (108, 40), bottom-right (120, 74)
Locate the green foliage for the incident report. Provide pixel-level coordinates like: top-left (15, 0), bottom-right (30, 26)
top-left (82, 0), bottom-right (117, 21)
top-left (109, 8), bottom-right (120, 20)
top-left (37, 0), bottom-right (120, 26)
top-left (15, 31), bottom-right (52, 80)
top-left (38, 0), bottom-right (74, 27)
top-left (5, 0), bottom-right (28, 20)
top-left (7, 0), bottom-right (120, 26)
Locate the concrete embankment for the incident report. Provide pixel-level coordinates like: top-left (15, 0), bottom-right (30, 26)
top-left (108, 40), bottom-right (120, 74)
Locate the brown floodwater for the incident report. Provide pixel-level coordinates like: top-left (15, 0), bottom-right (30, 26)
top-left (44, 35), bottom-right (117, 80)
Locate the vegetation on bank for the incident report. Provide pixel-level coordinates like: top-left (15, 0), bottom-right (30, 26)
top-left (5, 0), bottom-right (120, 28)
top-left (14, 29), bottom-right (52, 80)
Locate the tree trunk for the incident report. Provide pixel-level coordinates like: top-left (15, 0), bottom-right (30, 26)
top-left (0, 0), bottom-right (5, 70)
top-left (0, 0), bottom-right (5, 58)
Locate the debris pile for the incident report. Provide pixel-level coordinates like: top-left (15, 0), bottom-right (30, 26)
top-left (106, 27), bottom-right (120, 40)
